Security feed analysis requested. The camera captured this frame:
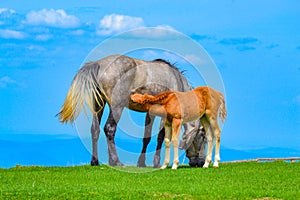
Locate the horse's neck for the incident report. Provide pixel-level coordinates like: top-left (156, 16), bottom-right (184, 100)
top-left (146, 91), bottom-right (174, 104)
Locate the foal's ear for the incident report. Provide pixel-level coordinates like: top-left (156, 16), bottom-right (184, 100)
top-left (131, 93), bottom-right (144, 103)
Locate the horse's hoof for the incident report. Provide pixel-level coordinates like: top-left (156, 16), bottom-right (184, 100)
top-left (203, 162), bottom-right (209, 168)
top-left (153, 155), bottom-right (161, 168)
top-left (90, 157), bottom-right (99, 166)
top-left (213, 162), bottom-right (219, 168)
top-left (109, 161), bottom-right (124, 166)
top-left (137, 162), bottom-right (147, 168)
top-left (137, 155), bottom-right (146, 167)
top-left (160, 164), bottom-right (168, 169)
top-left (203, 162), bottom-right (210, 168)
top-left (116, 162), bottom-right (124, 166)
top-left (153, 164), bottom-right (161, 168)
top-left (172, 165), bottom-right (178, 170)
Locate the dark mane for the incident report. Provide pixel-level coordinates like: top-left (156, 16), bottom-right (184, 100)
top-left (152, 58), bottom-right (181, 73)
top-left (152, 58), bottom-right (173, 66)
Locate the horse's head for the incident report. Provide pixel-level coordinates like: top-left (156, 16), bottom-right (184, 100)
top-left (180, 120), bottom-right (206, 167)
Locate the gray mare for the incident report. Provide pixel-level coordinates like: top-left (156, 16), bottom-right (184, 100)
top-left (58, 54), bottom-right (206, 167)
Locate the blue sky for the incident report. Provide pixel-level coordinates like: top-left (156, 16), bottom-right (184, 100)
top-left (0, 0), bottom-right (299, 154)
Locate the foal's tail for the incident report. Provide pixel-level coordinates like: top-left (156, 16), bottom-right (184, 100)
top-left (57, 62), bottom-right (105, 123)
top-left (219, 93), bottom-right (227, 123)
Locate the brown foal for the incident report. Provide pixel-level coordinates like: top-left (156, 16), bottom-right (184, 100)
top-left (131, 86), bottom-right (227, 169)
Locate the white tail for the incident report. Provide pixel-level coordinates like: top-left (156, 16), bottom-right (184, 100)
top-left (57, 63), bottom-right (105, 123)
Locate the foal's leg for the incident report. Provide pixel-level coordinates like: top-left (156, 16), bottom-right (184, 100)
top-left (171, 119), bottom-right (182, 170)
top-left (90, 108), bottom-right (104, 166)
top-left (210, 119), bottom-right (221, 168)
top-left (104, 107), bottom-right (124, 166)
top-left (161, 124), bottom-right (171, 169)
top-left (201, 116), bottom-right (213, 168)
top-left (137, 113), bottom-right (155, 167)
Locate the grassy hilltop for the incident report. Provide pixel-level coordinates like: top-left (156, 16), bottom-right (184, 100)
top-left (0, 161), bottom-right (299, 199)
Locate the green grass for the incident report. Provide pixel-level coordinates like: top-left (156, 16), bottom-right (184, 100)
top-left (0, 162), bottom-right (299, 199)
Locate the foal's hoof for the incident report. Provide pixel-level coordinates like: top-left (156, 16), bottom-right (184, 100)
top-left (171, 164), bottom-right (178, 170)
top-left (213, 162), bottom-right (219, 168)
top-left (203, 162), bottom-right (210, 168)
top-left (160, 164), bottom-right (168, 169)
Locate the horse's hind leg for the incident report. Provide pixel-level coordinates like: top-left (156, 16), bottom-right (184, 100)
top-left (137, 113), bottom-right (155, 167)
top-left (104, 107), bottom-right (124, 166)
top-left (210, 120), bottom-right (221, 168)
top-left (201, 116), bottom-right (213, 168)
top-left (204, 110), bottom-right (221, 168)
top-left (213, 131), bottom-right (221, 168)
top-left (90, 104), bottom-right (105, 166)
top-left (160, 124), bottom-right (171, 169)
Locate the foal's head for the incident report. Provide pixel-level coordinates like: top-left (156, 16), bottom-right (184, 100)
top-left (131, 93), bottom-right (146, 104)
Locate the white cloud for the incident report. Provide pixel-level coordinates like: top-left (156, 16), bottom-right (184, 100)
top-left (25, 9), bottom-right (80, 28)
top-left (70, 29), bottom-right (85, 36)
top-left (27, 45), bottom-right (46, 51)
top-left (184, 54), bottom-right (206, 65)
top-left (0, 8), bottom-right (16, 15)
top-left (0, 29), bottom-right (26, 39)
top-left (0, 8), bottom-right (20, 27)
top-left (141, 50), bottom-right (160, 60)
top-left (97, 14), bottom-right (145, 36)
top-left (0, 76), bottom-right (16, 88)
top-left (124, 25), bottom-right (177, 38)
top-left (35, 34), bottom-right (53, 41)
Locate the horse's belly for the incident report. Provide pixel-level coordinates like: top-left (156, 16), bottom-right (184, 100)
top-left (182, 106), bottom-right (203, 123)
top-left (176, 93), bottom-right (203, 122)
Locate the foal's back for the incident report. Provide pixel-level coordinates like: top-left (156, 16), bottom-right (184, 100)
top-left (164, 86), bottom-right (222, 122)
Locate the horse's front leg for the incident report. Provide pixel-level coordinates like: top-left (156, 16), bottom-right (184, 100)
top-left (160, 124), bottom-right (171, 169)
top-left (104, 107), bottom-right (124, 166)
top-left (153, 126), bottom-right (165, 168)
top-left (171, 119), bottom-right (182, 170)
top-left (137, 113), bottom-right (154, 167)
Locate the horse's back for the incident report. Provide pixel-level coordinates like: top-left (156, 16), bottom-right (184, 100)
top-left (132, 60), bottom-right (188, 94)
